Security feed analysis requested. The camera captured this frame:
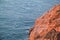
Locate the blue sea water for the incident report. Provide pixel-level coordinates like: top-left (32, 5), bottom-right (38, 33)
top-left (0, 0), bottom-right (60, 40)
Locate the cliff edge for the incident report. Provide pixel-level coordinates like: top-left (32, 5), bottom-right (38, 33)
top-left (29, 4), bottom-right (60, 40)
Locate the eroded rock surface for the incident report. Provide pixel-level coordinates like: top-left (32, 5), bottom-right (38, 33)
top-left (29, 4), bottom-right (60, 40)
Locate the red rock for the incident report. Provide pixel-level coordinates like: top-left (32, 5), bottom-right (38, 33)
top-left (29, 4), bottom-right (60, 40)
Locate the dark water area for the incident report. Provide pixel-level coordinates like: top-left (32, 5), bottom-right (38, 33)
top-left (0, 0), bottom-right (60, 40)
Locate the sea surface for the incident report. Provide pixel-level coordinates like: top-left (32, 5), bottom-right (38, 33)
top-left (0, 0), bottom-right (60, 40)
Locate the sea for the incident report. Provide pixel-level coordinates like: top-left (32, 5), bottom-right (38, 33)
top-left (0, 0), bottom-right (60, 40)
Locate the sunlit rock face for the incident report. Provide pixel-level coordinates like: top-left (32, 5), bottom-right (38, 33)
top-left (29, 4), bottom-right (60, 40)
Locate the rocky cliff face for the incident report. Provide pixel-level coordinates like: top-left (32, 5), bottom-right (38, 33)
top-left (29, 4), bottom-right (60, 40)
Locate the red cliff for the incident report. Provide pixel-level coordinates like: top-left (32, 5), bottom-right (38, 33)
top-left (29, 4), bottom-right (60, 40)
